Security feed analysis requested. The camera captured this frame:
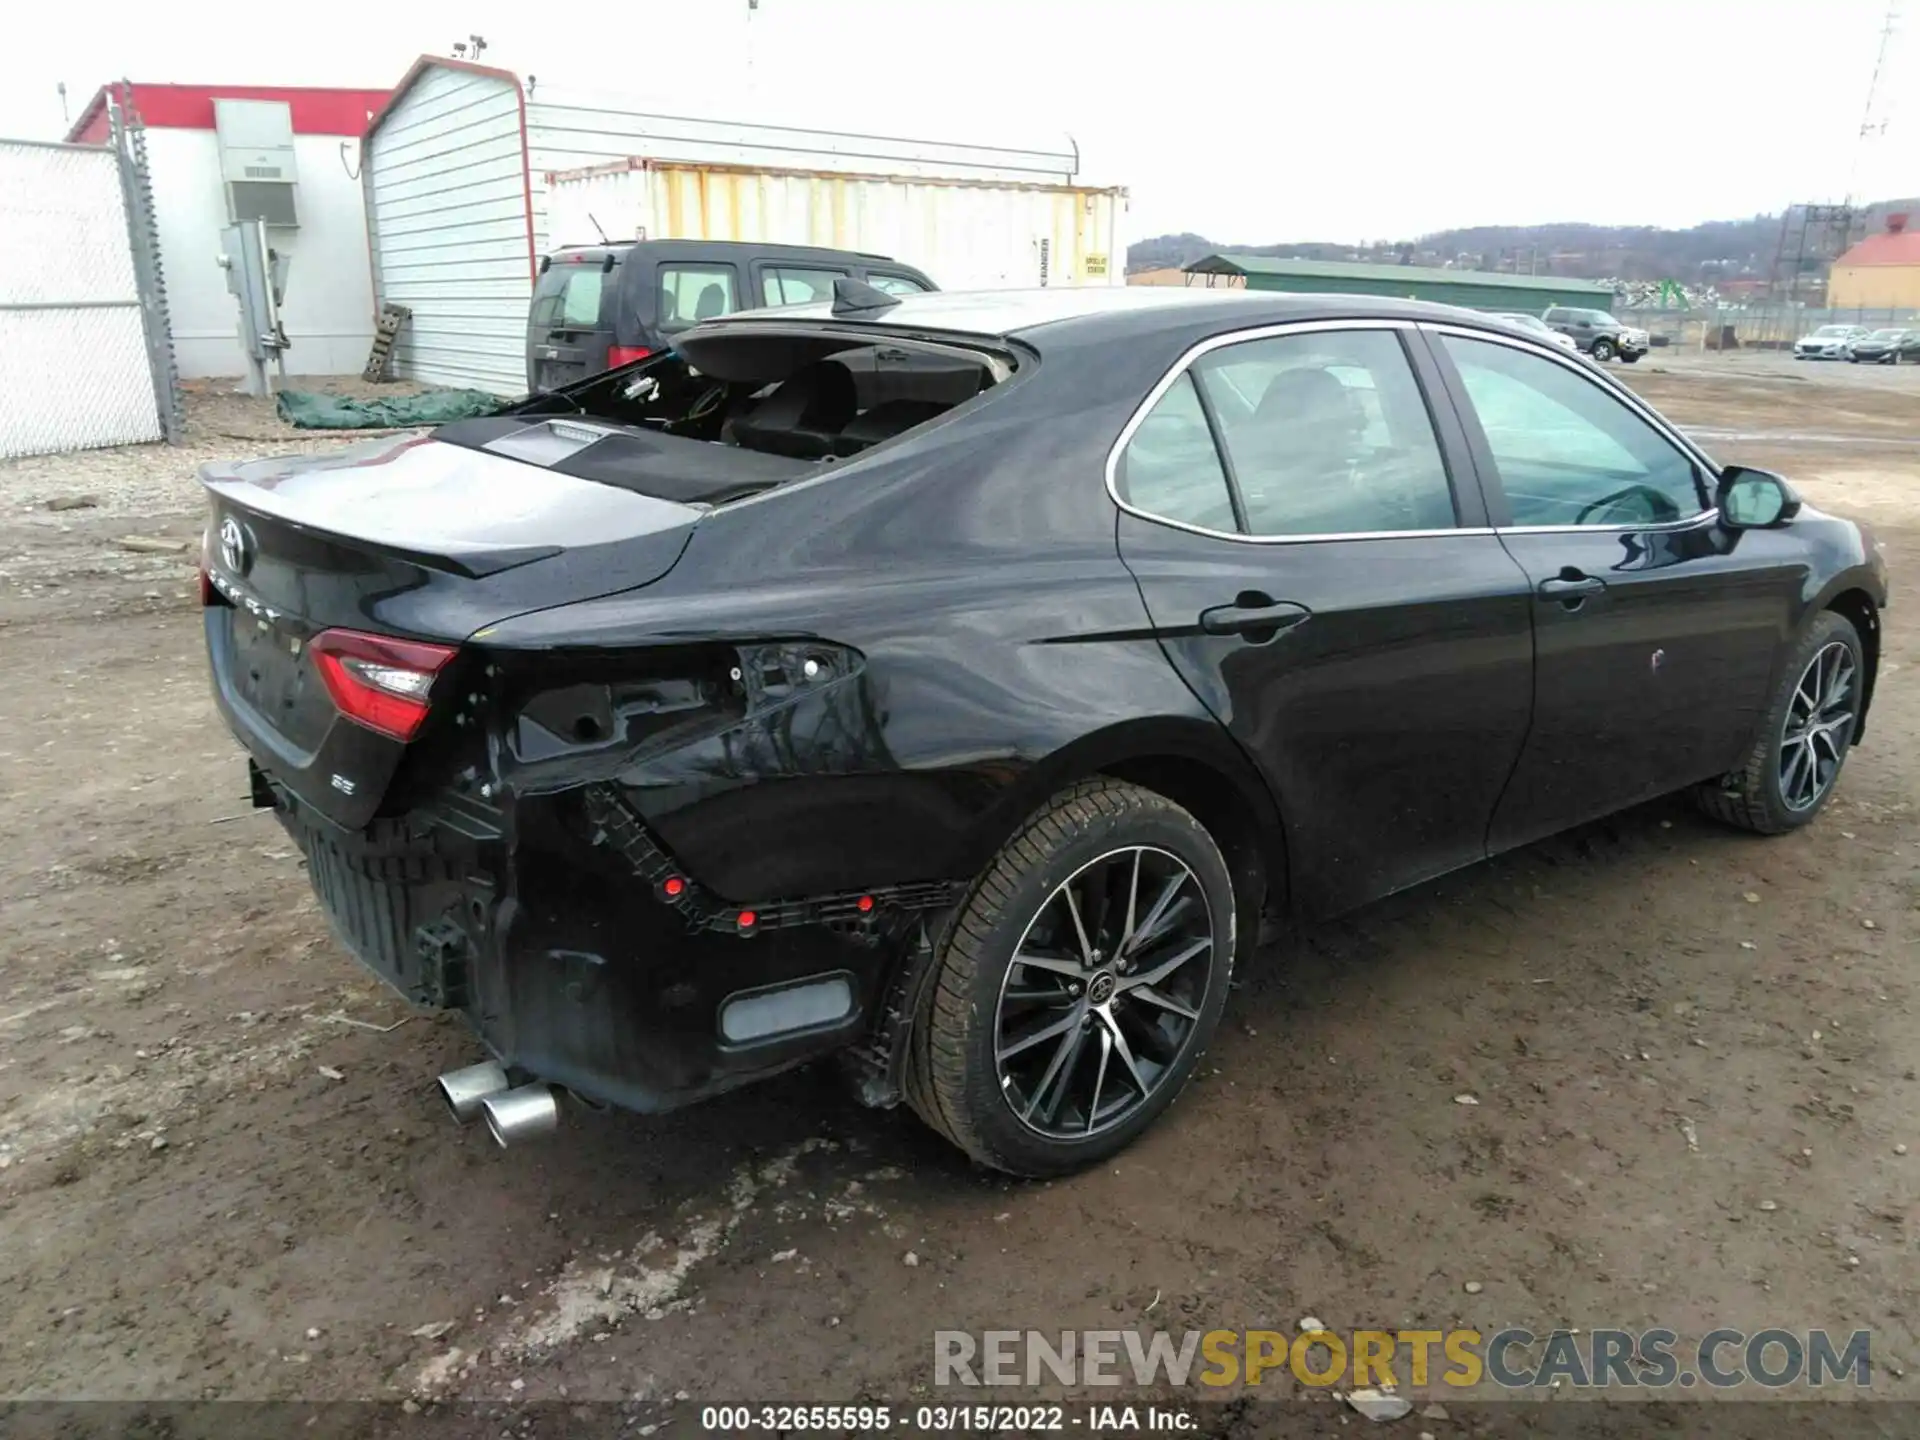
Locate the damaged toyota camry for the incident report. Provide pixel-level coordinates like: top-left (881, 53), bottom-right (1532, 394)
top-left (201, 283), bottom-right (1888, 1176)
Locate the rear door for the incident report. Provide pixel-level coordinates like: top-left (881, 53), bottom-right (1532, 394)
top-left (754, 263), bottom-right (850, 308)
top-left (1426, 326), bottom-right (1805, 851)
top-left (862, 270), bottom-right (934, 296)
top-left (527, 255), bottom-right (618, 392)
top-left (654, 260), bottom-right (743, 343)
top-left (1114, 321), bottom-right (1536, 919)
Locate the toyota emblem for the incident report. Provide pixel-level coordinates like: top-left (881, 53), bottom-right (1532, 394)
top-left (218, 515), bottom-right (253, 575)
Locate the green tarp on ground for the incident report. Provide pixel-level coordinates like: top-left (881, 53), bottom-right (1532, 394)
top-left (274, 389), bottom-right (506, 430)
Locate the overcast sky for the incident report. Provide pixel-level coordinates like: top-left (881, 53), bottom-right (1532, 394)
top-left (8, 0), bottom-right (1911, 242)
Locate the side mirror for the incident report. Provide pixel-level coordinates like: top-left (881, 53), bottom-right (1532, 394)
top-left (1716, 465), bottom-right (1802, 530)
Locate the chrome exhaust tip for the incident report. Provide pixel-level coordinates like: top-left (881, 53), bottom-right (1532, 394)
top-left (479, 1083), bottom-right (560, 1147)
top-left (436, 1061), bottom-right (511, 1124)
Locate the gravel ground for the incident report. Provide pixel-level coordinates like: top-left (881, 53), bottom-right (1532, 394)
top-left (0, 363), bottom-right (1915, 1437)
top-left (0, 377), bottom-right (432, 610)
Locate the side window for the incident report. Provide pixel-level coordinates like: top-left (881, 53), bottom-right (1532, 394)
top-left (1544, 308), bottom-right (1570, 325)
top-left (1191, 329), bottom-right (1458, 536)
top-left (867, 273), bottom-right (931, 296)
top-left (530, 267), bottom-right (568, 328)
top-left (762, 267), bottom-right (847, 306)
top-left (1115, 373), bottom-right (1239, 533)
top-left (658, 265), bottom-right (737, 333)
top-left (559, 268), bottom-right (605, 327)
top-left (1439, 335), bottom-right (1707, 527)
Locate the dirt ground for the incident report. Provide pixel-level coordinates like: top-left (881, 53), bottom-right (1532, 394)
top-left (0, 361), bottom-right (1916, 1432)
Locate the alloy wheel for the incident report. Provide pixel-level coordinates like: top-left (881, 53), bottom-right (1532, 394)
top-left (1779, 641), bottom-right (1857, 812)
top-left (993, 846), bottom-right (1214, 1140)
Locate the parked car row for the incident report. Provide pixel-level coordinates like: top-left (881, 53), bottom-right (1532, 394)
top-left (1843, 327), bottom-right (1919, 364)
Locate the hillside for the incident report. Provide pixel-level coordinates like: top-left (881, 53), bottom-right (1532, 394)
top-left (1130, 200), bottom-right (1920, 283)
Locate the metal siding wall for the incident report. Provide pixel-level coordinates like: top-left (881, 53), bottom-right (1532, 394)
top-left (367, 65), bottom-right (530, 394)
top-left (1828, 264), bottom-right (1920, 309)
top-left (1243, 273), bottom-right (1610, 311)
top-left (544, 164), bottom-right (1125, 289)
top-left (525, 92), bottom-right (1082, 270)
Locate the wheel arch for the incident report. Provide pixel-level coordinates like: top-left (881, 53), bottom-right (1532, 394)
top-left (1822, 585), bottom-right (1881, 740)
top-left (958, 716), bottom-right (1288, 960)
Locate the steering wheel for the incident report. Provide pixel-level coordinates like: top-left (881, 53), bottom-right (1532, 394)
top-left (1574, 484), bottom-right (1679, 527)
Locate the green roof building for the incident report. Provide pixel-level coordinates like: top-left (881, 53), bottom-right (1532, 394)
top-left (1183, 253), bottom-right (1617, 313)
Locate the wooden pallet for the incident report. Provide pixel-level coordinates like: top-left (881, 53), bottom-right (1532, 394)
top-left (361, 303), bottom-right (412, 382)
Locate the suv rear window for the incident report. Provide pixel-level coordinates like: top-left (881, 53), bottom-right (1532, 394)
top-left (532, 262), bottom-right (610, 329)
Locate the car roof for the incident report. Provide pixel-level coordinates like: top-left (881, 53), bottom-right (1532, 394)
top-left (547, 238), bottom-right (917, 269)
top-left (694, 285), bottom-right (1529, 341)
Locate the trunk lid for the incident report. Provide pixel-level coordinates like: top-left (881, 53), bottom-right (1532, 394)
top-left (201, 428), bottom-right (702, 829)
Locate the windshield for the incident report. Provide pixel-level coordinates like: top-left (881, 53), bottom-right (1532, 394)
top-left (1812, 325), bottom-right (1854, 337)
top-left (1868, 329), bottom-right (1905, 339)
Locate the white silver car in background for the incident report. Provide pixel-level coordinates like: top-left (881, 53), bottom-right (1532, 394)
top-left (1491, 312), bottom-right (1585, 356)
top-left (1795, 323), bottom-right (1872, 360)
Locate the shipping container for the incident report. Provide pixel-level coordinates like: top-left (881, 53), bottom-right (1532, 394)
top-left (544, 159), bottom-right (1126, 294)
top-left (362, 55), bottom-right (1120, 394)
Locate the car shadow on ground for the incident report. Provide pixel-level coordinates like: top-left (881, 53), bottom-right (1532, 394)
top-left (465, 785), bottom-right (1728, 1213)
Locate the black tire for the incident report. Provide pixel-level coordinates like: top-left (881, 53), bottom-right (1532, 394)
top-left (1695, 610), bottom-right (1864, 834)
top-left (907, 778), bottom-right (1235, 1176)
top-left (1621, 352), bottom-right (1642, 364)
top-left (1590, 337), bottom-right (1616, 362)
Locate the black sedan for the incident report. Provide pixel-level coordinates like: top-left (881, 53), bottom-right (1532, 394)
top-left (1849, 327), bottom-right (1920, 364)
top-left (198, 285), bottom-right (1889, 1176)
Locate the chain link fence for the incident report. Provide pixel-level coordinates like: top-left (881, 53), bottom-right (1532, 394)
top-left (0, 100), bottom-right (182, 460)
top-left (1617, 302), bottom-right (1920, 352)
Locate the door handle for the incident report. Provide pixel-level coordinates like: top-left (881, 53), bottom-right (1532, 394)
top-left (1538, 573), bottom-right (1606, 607)
top-left (1198, 596), bottom-right (1311, 639)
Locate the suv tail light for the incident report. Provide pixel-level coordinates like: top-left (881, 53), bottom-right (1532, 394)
top-left (310, 629), bottom-right (457, 741)
top-left (607, 345), bottom-right (652, 368)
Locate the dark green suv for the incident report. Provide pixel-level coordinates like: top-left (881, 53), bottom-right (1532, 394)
top-left (526, 240), bottom-right (936, 392)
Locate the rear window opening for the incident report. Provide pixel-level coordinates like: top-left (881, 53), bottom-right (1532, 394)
top-left (442, 327), bottom-right (1016, 507)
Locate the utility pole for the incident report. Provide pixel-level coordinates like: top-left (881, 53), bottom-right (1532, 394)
top-left (1848, 1), bottom-right (1902, 203)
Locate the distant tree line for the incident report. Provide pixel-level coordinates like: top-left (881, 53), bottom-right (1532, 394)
top-left (1129, 198), bottom-right (1920, 282)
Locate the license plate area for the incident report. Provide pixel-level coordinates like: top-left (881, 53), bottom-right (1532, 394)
top-left (224, 610), bottom-right (332, 752)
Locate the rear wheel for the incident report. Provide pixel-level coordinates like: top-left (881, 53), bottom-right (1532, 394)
top-left (1590, 337), bottom-right (1616, 362)
top-left (908, 779), bottom-right (1235, 1176)
top-left (1695, 611), bottom-right (1863, 834)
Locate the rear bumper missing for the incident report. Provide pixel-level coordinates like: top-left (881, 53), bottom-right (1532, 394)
top-left (263, 768), bottom-right (955, 1114)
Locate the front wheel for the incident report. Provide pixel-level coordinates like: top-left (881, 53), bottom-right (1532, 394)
top-left (1589, 337), bottom-right (1616, 362)
top-left (1695, 611), bottom-right (1864, 834)
top-left (1620, 352), bottom-right (1642, 364)
top-left (907, 779), bottom-right (1235, 1176)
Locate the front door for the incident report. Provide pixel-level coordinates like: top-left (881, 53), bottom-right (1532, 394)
top-left (1427, 328), bottom-right (1806, 852)
top-left (1114, 322), bottom-right (1536, 920)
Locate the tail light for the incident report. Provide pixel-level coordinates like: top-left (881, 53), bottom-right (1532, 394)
top-left (310, 629), bottom-right (457, 741)
top-left (606, 345), bottom-right (652, 368)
